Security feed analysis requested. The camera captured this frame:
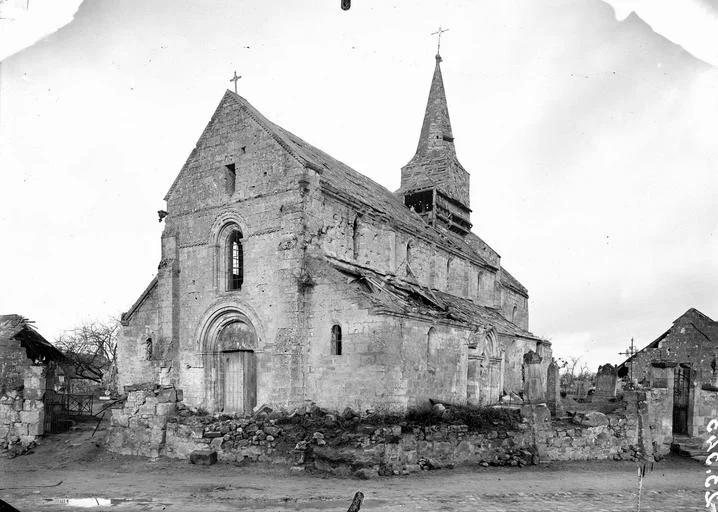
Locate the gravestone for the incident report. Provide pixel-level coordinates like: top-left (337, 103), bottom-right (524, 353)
top-left (595, 363), bottom-right (618, 398)
top-left (575, 380), bottom-right (588, 399)
top-left (546, 359), bottom-right (564, 416)
top-left (523, 350), bottom-right (545, 403)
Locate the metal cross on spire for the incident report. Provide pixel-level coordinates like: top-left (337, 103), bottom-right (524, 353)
top-left (230, 70), bottom-right (241, 94)
top-left (431, 26), bottom-right (449, 55)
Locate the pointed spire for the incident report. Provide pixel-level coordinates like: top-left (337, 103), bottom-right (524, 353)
top-left (414, 54), bottom-right (455, 157)
top-left (399, 52), bottom-right (472, 217)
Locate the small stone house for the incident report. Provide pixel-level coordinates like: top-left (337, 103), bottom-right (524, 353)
top-left (117, 53), bottom-right (551, 414)
top-left (618, 308), bottom-right (718, 438)
top-left (0, 315), bottom-right (65, 447)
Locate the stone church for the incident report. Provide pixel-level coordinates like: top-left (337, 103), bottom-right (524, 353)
top-left (117, 53), bottom-right (551, 414)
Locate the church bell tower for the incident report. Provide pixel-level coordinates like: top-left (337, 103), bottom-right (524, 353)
top-left (398, 52), bottom-right (472, 237)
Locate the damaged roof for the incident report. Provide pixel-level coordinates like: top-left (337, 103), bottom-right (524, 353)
top-left (0, 314), bottom-right (65, 363)
top-left (324, 256), bottom-right (543, 342)
top-left (223, 91), bottom-right (495, 270)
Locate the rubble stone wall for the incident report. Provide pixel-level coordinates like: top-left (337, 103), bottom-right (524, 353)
top-left (0, 334), bottom-right (37, 392)
top-left (107, 391), bottom-right (667, 475)
top-left (0, 366), bottom-right (46, 454)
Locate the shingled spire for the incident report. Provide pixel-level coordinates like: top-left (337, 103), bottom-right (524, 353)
top-left (415, 54), bottom-right (455, 157)
top-left (399, 53), bottom-right (472, 237)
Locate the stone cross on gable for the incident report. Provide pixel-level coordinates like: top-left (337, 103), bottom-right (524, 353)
top-left (230, 70), bottom-right (241, 94)
top-left (431, 26), bottom-right (449, 55)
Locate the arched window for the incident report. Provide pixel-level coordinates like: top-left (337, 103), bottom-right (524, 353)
top-left (352, 216), bottom-right (360, 260)
top-left (512, 304), bottom-right (518, 323)
top-left (477, 271), bottom-right (483, 299)
top-left (446, 257), bottom-right (452, 288)
top-left (331, 325), bottom-right (342, 355)
top-left (228, 230), bottom-right (243, 290)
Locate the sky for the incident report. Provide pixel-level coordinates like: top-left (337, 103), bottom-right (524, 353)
top-left (0, 0), bottom-right (716, 371)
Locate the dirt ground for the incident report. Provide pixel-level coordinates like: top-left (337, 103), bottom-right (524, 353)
top-left (0, 421), bottom-right (706, 512)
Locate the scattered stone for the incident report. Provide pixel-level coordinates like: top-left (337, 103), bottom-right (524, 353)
top-left (573, 411), bottom-right (609, 427)
top-left (189, 450), bottom-right (217, 465)
top-left (432, 403), bottom-right (446, 415)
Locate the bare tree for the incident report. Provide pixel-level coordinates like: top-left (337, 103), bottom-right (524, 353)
top-left (54, 318), bottom-right (120, 387)
top-left (558, 356), bottom-right (592, 392)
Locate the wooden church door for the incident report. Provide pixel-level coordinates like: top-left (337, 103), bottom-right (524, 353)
top-left (222, 350), bottom-right (257, 415)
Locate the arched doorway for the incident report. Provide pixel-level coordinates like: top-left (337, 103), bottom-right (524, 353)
top-left (217, 321), bottom-right (257, 414)
top-left (199, 308), bottom-right (259, 415)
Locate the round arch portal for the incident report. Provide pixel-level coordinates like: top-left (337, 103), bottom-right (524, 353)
top-left (200, 308), bottom-right (258, 414)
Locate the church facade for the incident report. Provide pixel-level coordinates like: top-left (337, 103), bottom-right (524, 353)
top-left (116, 54), bottom-right (551, 414)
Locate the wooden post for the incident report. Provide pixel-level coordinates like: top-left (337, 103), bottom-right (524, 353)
top-left (347, 491), bottom-right (364, 512)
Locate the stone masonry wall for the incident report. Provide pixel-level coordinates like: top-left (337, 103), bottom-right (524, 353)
top-left (628, 309), bottom-right (715, 385)
top-left (0, 334), bottom-right (37, 392)
top-left (117, 92), bottom-right (311, 412)
top-left (0, 366), bottom-right (46, 456)
top-left (314, 193), bottom-right (496, 307)
top-left (693, 389), bottom-right (718, 440)
top-left (117, 282), bottom-right (160, 390)
top-left (304, 261), bottom-right (472, 412)
top-left (105, 386), bottom-right (181, 458)
top-left (107, 392), bottom-right (666, 474)
top-left (645, 388), bottom-right (673, 453)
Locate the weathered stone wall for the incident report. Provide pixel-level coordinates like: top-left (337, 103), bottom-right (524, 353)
top-left (645, 388), bottom-right (673, 453)
top-left (304, 263), bottom-right (471, 411)
top-left (315, 194), bottom-right (496, 306)
top-left (105, 387), bottom-right (181, 458)
top-left (107, 392), bottom-right (668, 474)
top-left (116, 93), bottom-right (310, 412)
top-left (117, 282), bottom-right (160, 390)
top-left (627, 309), bottom-right (716, 385)
top-left (498, 286), bottom-right (528, 331)
top-left (0, 366), bottom-right (47, 455)
top-left (692, 389), bottom-right (718, 439)
top-left (0, 334), bottom-right (36, 392)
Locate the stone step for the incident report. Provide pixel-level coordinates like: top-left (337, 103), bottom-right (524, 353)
top-left (672, 437), bottom-right (707, 460)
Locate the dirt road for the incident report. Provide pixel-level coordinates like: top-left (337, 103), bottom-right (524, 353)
top-left (0, 423), bottom-right (705, 511)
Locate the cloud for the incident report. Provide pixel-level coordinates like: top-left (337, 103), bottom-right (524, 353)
top-left (603, 0), bottom-right (718, 66)
top-left (0, 0), bottom-right (83, 62)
